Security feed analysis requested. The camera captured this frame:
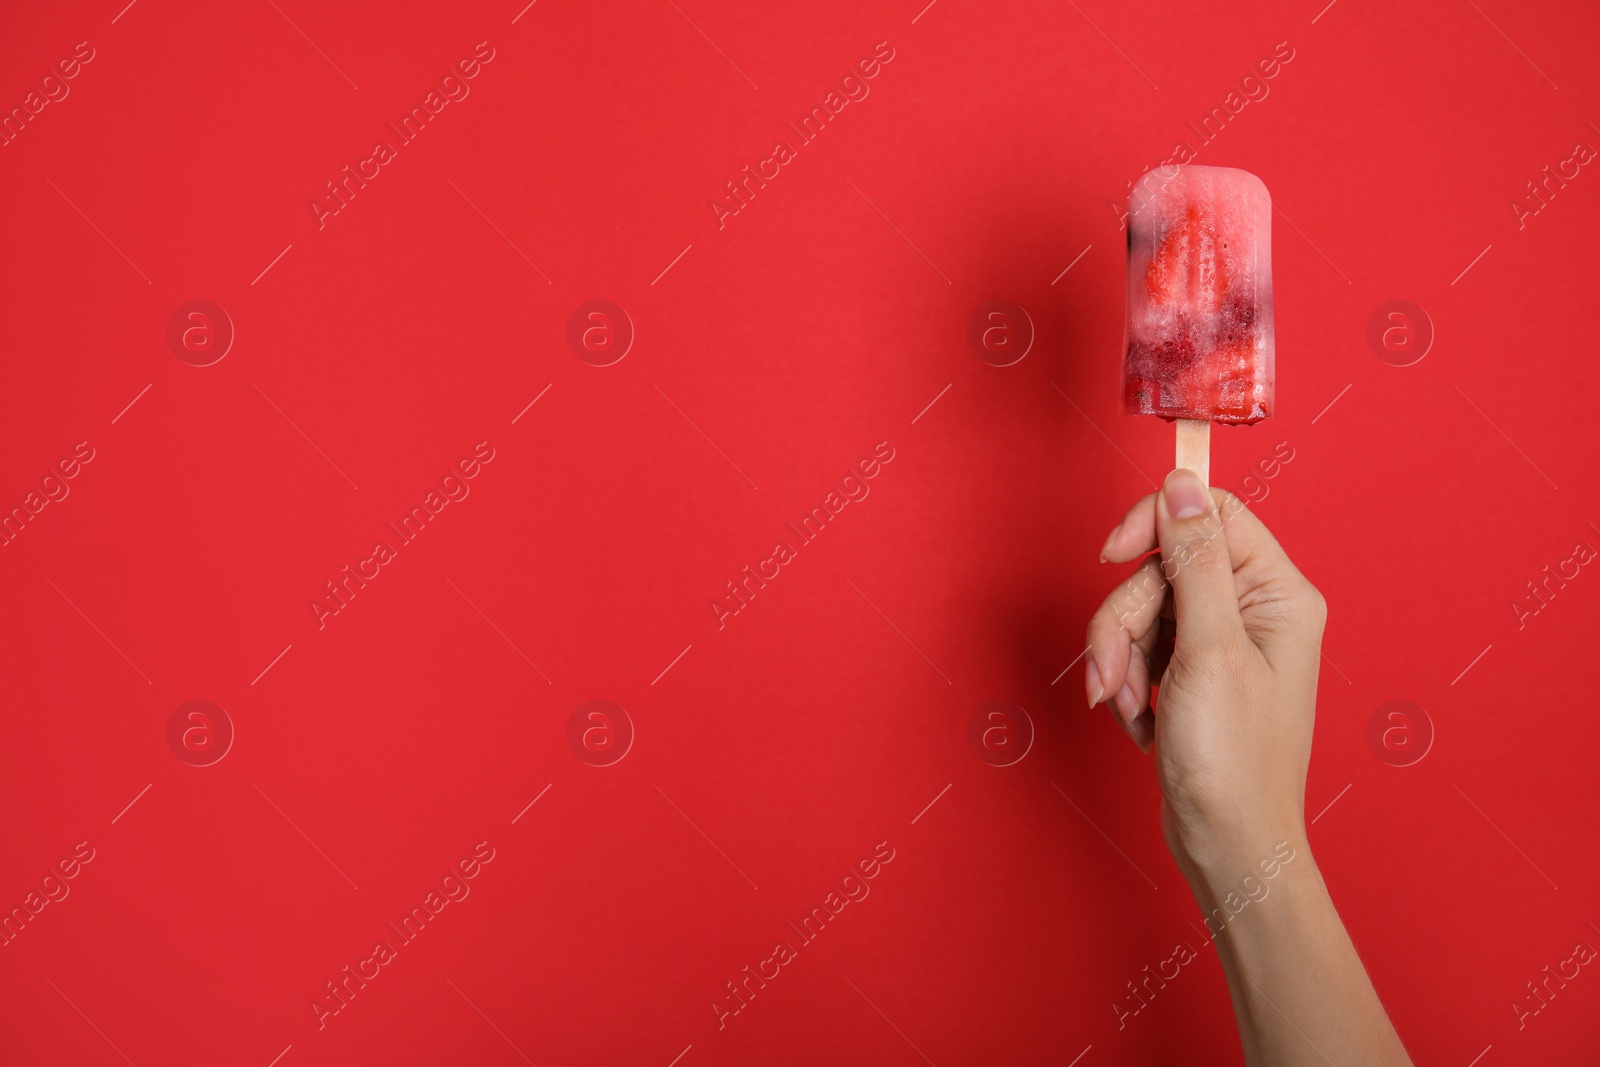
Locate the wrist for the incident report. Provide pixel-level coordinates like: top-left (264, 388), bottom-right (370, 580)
top-left (1182, 828), bottom-right (1312, 904)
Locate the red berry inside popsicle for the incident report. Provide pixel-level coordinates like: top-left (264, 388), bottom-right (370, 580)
top-left (1145, 204), bottom-right (1228, 316)
top-left (1122, 166), bottom-right (1274, 425)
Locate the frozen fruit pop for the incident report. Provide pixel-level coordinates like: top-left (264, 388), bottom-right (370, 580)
top-left (1122, 165), bottom-right (1273, 483)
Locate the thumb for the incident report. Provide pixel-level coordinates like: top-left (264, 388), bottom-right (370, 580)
top-left (1156, 468), bottom-right (1243, 646)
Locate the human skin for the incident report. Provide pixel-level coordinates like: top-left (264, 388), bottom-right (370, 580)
top-left (1084, 468), bottom-right (1412, 1066)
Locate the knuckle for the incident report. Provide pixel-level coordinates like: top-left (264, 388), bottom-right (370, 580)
top-left (1295, 578), bottom-right (1328, 628)
top-left (1169, 522), bottom-right (1227, 574)
top-left (1122, 564), bottom-right (1166, 609)
top-left (1096, 563), bottom-right (1167, 635)
top-left (1086, 611), bottom-right (1115, 647)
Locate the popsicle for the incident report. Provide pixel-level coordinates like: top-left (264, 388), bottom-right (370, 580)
top-left (1122, 165), bottom-right (1273, 485)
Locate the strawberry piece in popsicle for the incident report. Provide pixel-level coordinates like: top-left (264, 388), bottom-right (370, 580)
top-left (1122, 165), bottom-right (1274, 425)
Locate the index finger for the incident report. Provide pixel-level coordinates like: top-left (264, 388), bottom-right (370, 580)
top-left (1100, 487), bottom-right (1295, 576)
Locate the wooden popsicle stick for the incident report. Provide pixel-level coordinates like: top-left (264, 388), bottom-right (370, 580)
top-left (1175, 418), bottom-right (1210, 487)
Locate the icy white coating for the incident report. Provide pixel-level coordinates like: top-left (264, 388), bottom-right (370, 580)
top-left (1122, 165), bottom-right (1274, 424)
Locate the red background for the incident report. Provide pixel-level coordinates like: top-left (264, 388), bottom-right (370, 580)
top-left (2, 0), bottom-right (1598, 1064)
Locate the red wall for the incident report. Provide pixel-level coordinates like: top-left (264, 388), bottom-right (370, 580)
top-left (2, 0), bottom-right (1597, 1063)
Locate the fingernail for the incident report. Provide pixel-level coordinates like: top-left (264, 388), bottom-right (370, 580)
top-left (1113, 683), bottom-right (1139, 725)
top-left (1086, 659), bottom-right (1104, 709)
top-left (1163, 469), bottom-right (1209, 520)
top-left (1109, 702), bottom-right (1135, 742)
top-left (1099, 522), bottom-right (1122, 562)
top-left (1129, 710), bottom-right (1154, 754)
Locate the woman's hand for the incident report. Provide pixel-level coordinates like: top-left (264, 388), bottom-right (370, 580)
top-left (1084, 468), bottom-right (1326, 878)
top-left (1083, 467), bottom-right (1411, 1067)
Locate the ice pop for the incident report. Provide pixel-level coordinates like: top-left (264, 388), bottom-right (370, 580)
top-left (1122, 165), bottom-right (1273, 484)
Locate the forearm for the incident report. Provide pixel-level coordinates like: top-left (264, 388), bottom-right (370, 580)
top-left (1181, 834), bottom-right (1412, 1066)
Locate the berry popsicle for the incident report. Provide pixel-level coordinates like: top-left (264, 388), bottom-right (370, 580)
top-left (1122, 164), bottom-right (1273, 485)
